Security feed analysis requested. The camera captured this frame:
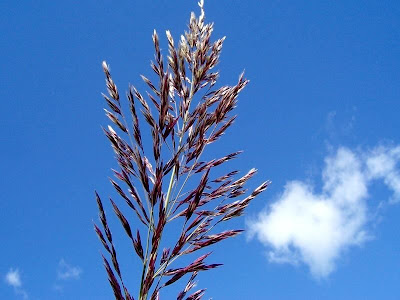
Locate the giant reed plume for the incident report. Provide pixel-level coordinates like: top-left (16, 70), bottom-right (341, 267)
top-left (94, 1), bottom-right (269, 299)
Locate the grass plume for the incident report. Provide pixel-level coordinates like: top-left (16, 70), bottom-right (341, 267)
top-left (94, 1), bottom-right (269, 299)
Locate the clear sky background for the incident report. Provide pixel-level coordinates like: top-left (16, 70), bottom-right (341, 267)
top-left (1, 0), bottom-right (400, 299)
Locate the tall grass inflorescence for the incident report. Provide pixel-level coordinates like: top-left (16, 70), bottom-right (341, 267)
top-left (94, 1), bottom-right (269, 299)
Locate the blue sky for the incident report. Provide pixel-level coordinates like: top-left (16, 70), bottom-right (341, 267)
top-left (1, 0), bottom-right (400, 299)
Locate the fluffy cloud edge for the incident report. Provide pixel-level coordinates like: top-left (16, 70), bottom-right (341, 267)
top-left (248, 145), bottom-right (400, 278)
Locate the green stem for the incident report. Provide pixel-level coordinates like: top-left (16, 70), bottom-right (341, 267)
top-left (166, 125), bottom-right (217, 220)
top-left (139, 205), bottom-right (153, 300)
top-left (138, 62), bottom-right (195, 300)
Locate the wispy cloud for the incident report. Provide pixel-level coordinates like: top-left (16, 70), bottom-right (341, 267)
top-left (321, 109), bottom-right (356, 144)
top-left (57, 259), bottom-right (82, 280)
top-left (249, 145), bottom-right (400, 278)
top-left (5, 268), bottom-right (22, 288)
top-left (5, 268), bottom-right (28, 299)
top-left (366, 146), bottom-right (400, 202)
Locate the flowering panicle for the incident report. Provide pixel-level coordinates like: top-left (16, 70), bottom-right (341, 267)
top-left (94, 1), bottom-right (269, 299)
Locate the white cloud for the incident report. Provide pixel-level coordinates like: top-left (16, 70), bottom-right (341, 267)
top-left (366, 146), bottom-right (400, 202)
top-left (57, 259), bottom-right (82, 280)
top-left (5, 268), bottom-right (22, 288)
top-left (5, 268), bottom-right (28, 299)
top-left (249, 145), bottom-right (400, 278)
